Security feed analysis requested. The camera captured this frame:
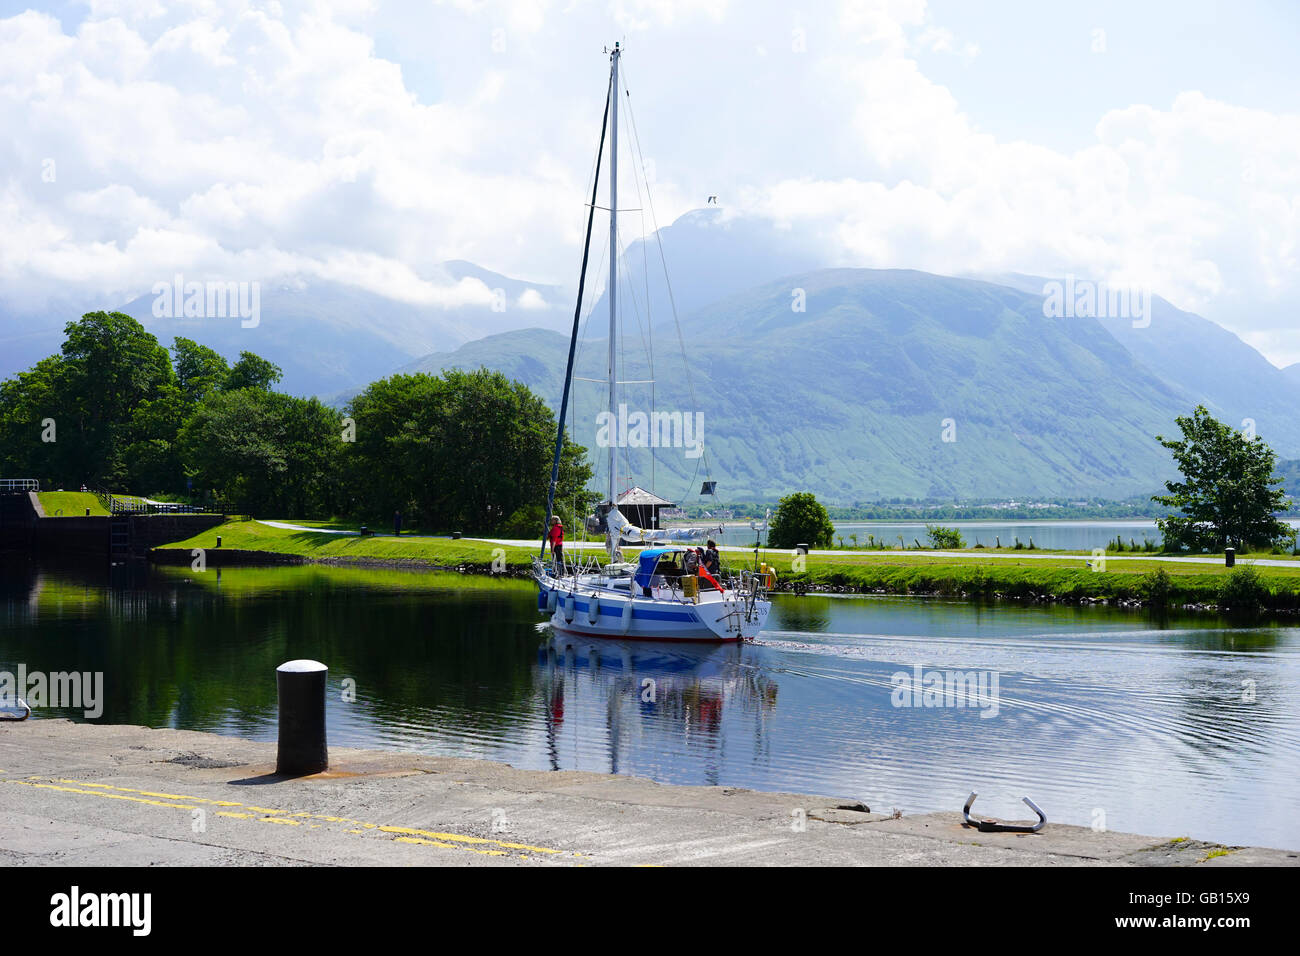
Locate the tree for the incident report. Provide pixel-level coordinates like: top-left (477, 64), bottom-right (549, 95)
top-left (0, 355), bottom-right (69, 486)
top-left (179, 389), bottom-right (342, 516)
top-left (1153, 405), bottom-right (1292, 551)
top-left (768, 491), bottom-right (836, 549)
top-left (172, 337), bottom-right (230, 403)
top-left (124, 384), bottom-right (190, 495)
top-left (224, 352), bottom-right (282, 392)
top-left (344, 368), bottom-right (596, 533)
top-left (0, 312), bottom-right (174, 487)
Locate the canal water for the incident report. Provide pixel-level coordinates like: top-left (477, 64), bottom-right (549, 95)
top-left (3, 556), bottom-right (1297, 851)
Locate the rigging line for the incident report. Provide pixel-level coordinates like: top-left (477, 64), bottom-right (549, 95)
top-left (573, 209), bottom-right (608, 492)
top-left (542, 75), bottom-right (611, 558)
top-left (615, 226), bottom-right (653, 387)
top-left (613, 224), bottom-right (656, 495)
top-left (622, 104), bottom-right (657, 498)
top-left (572, 234), bottom-right (608, 401)
top-left (616, 229), bottom-right (659, 501)
top-left (620, 65), bottom-right (715, 499)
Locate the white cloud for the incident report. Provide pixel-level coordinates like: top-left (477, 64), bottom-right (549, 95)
top-left (0, 0), bottom-right (1297, 365)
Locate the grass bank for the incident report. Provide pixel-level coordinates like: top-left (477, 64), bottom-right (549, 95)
top-left (154, 519), bottom-right (541, 570)
top-left (153, 519), bottom-right (1300, 612)
top-left (36, 491), bottom-right (108, 516)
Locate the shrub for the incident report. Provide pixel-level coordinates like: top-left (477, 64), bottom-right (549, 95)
top-left (1139, 568), bottom-right (1174, 608)
top-left (768, 492), bottom-right (836, 549)
top-left (925, 524), bottom-right (965, 549)
top-left (1217, 565), bottom-right (1267, 612)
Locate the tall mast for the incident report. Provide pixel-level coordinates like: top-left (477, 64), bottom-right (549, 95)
top-left (539, 64), bottom-right (610, 559)
top-left (606, 42), bottom-right (620, 513)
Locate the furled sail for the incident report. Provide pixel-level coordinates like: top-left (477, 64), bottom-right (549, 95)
top-left (605, 507), bottom-right (721, 545)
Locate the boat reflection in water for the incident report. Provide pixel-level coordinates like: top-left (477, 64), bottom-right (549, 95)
top-left (536, 632), bottom-right (778, 780)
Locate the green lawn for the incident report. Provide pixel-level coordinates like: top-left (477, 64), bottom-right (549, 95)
top-left (37, 491), bottom-right (108, 517)
top-left (153, 518), bottom-right (1300, 609)
top-left (158, 519), bottom-right (544, 567)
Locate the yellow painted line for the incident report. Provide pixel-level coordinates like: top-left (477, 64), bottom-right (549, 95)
top-left (394, 836), bottom-right (460, 850)
top-left (376, 825), bottom-right (563, 854)
top-left (8, 776), bottom-right (573, 861)
top-left (11, 780), bottom-right (196, 811)
top-left (50, 778), bottom-right (244, 807)
top-left (394, 836), bottom-right (507, 856)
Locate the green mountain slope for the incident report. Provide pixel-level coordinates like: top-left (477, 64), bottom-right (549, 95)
top-left (405, 268), bottom-right (1194, 501)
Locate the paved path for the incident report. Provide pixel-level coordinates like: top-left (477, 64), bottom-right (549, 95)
top-left (2, 721), bottom-right (1293, 867)
top-left (257, 520), bottom-right (359, 535)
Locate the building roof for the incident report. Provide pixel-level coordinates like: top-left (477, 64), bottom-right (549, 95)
top-left (616, 486), bottom-right (675, 507)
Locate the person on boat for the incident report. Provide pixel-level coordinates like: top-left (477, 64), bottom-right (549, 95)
top-left (682, 548), bottom-right (700, 575)
top-left (703, 540), bottom-right (721, 575)
top-left (548, 516), bottom-right (564, 570)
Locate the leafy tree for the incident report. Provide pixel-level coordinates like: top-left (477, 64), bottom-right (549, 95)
top-left (179, 389), bottom-right (342, 516)
top-left (172, 337), bottom-right (230, 402)
top-left (224, 351), bottom-right (283, 392)
top-left (345, 368), bottom-right (595, 533)
top-left (0, 355), bottom-right (69, 485)
top-left (0, 312), bottom-right (174, 488)
top-left (1153, 406), bottom-right (1291, 551)
top-left (768, 491), bottom-right (835, 549)
top-left (124, 384), bottom-right (191, 494)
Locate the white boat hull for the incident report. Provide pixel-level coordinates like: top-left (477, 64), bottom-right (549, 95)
top-left (536, 574), bottom-right (769, 642)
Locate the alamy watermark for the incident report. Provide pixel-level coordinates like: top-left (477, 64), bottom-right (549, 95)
top-left (1042, 274), bottom-right (1150, 328)
top-left (1, 665), bottom-right (103, 718)
top-left (49, 886), bottom-right (150, 936)
top-left (595, 404), bottom-right (703, 459)
top-left (152, 274), bottom-right (260, 328)
top-left (890, 664), bottom-right (1000, 718)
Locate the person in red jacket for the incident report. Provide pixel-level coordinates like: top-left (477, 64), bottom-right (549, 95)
top-left (548, 516), bottom-right (564, 571)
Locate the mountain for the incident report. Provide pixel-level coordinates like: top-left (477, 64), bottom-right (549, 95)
top-left (0, 265), bottom-right (569, 398)
top-left (975, 273), bottom-right (1300, 459)
top-left (403, 268), bottom-right (1197, 501)
top-left (584, 206), bottom-right (825, 328)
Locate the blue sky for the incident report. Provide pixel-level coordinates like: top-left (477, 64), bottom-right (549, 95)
top-left (918, 1), bottom-right (1300, 150)
top-left (1, 0), bottom-right (1297, 364)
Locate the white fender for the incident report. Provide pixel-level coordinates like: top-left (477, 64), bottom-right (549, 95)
top-left (563, 592), bottom-right (576, 622)
top-left (546, 588), bottom-right (558, 613)
top-left (587, 593), bottom-right (600, 624)
top-left (620, 599), bottom-right (634, 634)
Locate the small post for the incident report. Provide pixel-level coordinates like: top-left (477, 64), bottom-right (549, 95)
top-left (1225, 547), bottom-right (1235, 568)
top-left (276, 660), bottom-right (328, 775)
top-left (215, 535), bottom-right (222, 548)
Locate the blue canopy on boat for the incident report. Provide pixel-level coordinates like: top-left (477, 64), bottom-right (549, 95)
top-left (634, 547), bottom-right (680, 589)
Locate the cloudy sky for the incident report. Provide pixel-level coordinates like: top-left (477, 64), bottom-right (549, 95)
top-left (3, 0), bottom-right (1298, 362)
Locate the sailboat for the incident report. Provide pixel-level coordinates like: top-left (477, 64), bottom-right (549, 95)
top-left (532, 43), bottom-right (772, 643)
